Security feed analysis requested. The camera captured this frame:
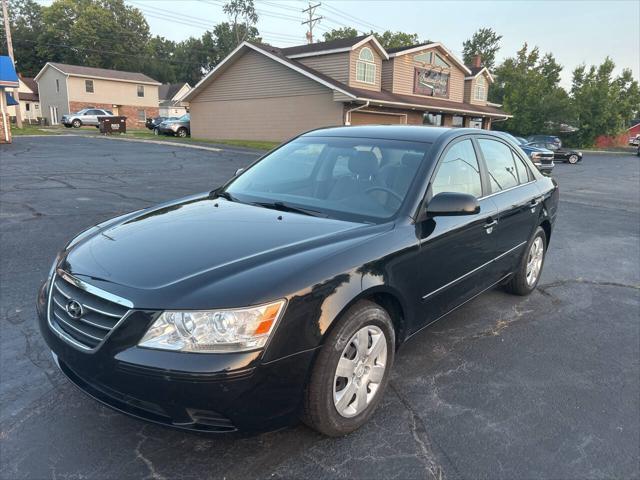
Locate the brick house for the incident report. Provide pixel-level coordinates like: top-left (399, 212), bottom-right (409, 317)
top-left (35, 63), bottom-right (160, 128)
top-left (184, 35), bottom-right (509, 141)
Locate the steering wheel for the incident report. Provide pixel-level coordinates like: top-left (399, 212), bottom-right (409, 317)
top-left (364, 186), bottom-right (403, 203)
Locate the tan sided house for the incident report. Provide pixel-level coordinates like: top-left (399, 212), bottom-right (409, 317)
top-left (35, 63), bottom-right (161, 128)
top-left (183, 35), bottom-right (509, 141)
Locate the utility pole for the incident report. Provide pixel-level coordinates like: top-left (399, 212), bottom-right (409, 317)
top-left (302, 2), bottom-right (322, 44)
top-left (1, 0), bottom-right (22, 128)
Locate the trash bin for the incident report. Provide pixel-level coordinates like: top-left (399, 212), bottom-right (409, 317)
top-left (98, 116), bottom-right (127, 134)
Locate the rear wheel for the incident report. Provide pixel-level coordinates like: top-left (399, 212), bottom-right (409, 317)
top-left (568, 154), bottom-right (579, 164)
top-left (72, 119), bottom-right (82, 128)
top-left (302, 300), bottom-right (395, 436)
top-left (505, 226), bottom-right (547, 295)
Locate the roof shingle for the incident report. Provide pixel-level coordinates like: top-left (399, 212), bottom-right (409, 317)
top-left (48, 63), bottom-right (160, 84)
top-left (280, 35), bottom-right (370, 56)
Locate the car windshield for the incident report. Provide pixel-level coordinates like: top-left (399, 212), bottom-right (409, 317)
top-left (224, 136), bottom-right (431, 223)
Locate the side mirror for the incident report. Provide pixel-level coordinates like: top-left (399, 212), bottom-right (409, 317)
top-left (424, 192), bottom-right (480, 217)
top-left (234, 168), bottom-right (245, 176)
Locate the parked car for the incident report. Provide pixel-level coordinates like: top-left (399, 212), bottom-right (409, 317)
top-left (62, 108), bottom-right (114, 128)
top-left (37, 126), bottom-right (559, 436)
top-left (529, 142), bottom-right (583, 164)
top-left (498, 133), bottom-right (555, 174)
top-left (527, 135), bottom-right (562, 149)
top-left (629, 134), bottom-right (640, 146)
top-left (145, 116), bottom-right (178, 130)
top-left (155, 113), bottom-right (190, 137)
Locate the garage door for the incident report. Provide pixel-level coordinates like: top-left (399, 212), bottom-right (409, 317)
top-left (350, 111), bottom-right (406, 125)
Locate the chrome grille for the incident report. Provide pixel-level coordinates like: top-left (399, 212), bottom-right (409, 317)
top-left (48, 273), bottom-right (130, 351)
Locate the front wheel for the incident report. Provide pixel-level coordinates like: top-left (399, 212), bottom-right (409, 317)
top-left (176, 127), bottom-right (188, 138)
top-left (505, 226), bottom-right (547, 295)
top-left (568, 154), bottom-right (579, 164)
top-left (302, 300), bottom-right (395, 436)
top-left (72, 119), bottom-right (81, 128)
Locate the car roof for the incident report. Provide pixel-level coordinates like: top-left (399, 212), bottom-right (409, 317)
top-left (301, 125), bottom-right (492, 143)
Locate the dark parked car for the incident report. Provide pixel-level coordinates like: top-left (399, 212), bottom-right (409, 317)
top-left (528, 135), bottom-right (562, 149)
top-left (145, 116), bottom-right (178, 130)
top-left (37, 126), bottom-right (558, 436)
top-left (156, 113), bottom-right (190, 137)
top-left (529, 142), bottom-right (583, 164)
top-left (498, 133), bottom-right (554, 174)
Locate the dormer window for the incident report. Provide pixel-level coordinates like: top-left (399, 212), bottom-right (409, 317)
top-left (475, 76), bottom-right (486, 101)
top-left (356, 47), bottom-right (376, 84)
top-left (414, 51), bottom-right (450, 68)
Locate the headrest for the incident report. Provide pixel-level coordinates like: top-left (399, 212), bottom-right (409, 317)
top-left (349, 150), bottom-right (379, 177)
top-left (401, 152), bottom-right (424, 168)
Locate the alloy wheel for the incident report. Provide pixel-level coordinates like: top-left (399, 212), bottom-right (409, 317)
top-left (526, 236), bottom-right (544, 286)
top-left (568, 154), bottom-right (579, 164)
top-left (333, 325), bottom-right (387, 418)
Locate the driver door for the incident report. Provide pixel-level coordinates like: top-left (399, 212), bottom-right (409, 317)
top-left (413, 137), bottom-right (500, 328)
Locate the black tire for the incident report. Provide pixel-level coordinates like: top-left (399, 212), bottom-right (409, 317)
top-left (302, 300), bottom-right (395, 436)
top-left (72, 119), bottom-right (82, 128)
top-left (177, 127), bottom-right (188, 138)
top-left (505, 226), bottom-right (547, 296)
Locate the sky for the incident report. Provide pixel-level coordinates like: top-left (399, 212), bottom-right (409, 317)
top-left (124, 0), bottom-right (637, 88)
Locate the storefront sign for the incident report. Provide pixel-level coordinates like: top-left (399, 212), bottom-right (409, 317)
top-left (414, 67), bottom-right (449, 97)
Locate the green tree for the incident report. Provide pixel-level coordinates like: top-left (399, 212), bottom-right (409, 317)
top-left (36, 0), bottom-right (149, 72)
top-left (462, 27), bottom-right (502, 70)
top-left (322, 27), bottom-right (358, 42)
top-left (322, 27), bottom-right (420, 49)
top-left (223, 0), bottom-right (258, 45)
top-left (211, 21), bottom-right (260, 64)
top-left (491, 43), bottom-right (572, 136)
top-left (2, 0), bottom-right (46, 76)
top-left (570, 58), bottom-right (640, 146)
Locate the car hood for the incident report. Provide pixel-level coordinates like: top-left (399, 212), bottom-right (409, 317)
top-left (62, 195), bottom-right (381, 298)
top-left (522, 144), bottom-right (553, 154)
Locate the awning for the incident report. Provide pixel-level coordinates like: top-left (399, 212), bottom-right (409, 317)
top-left (5, 92), bottom-right (19, 106)
top-left (0, 56), bottom-right (19, 88)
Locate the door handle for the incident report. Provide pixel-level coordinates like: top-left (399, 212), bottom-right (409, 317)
top-left (483, 218), bottom-right (498, 234)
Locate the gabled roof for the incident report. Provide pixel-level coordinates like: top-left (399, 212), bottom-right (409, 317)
top-left (387, 42), bottom-right (471, 75)
top-left (465, 66), bottom-right (494, 83)
top-left (34, 62), bottom-right (161, 85)
top-left (282, 35), bottom-right (388, 60)
top-left (21, 77), bottom-right (38, 94)
top-left (0, 56), bottom-right (19, 88)
top-left (159, 82), bottom-right (189, 101)
top-left (183, 41), bottom-right (358, 103)
top-left (184, 41), bottom-right (509, 119)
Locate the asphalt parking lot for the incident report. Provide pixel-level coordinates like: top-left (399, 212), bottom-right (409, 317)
top-left (1, 136), bottom-right (638, 480)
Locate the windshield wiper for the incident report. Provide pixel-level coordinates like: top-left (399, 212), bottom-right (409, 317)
top-left (253, 201), bottom-right (328, 218)
top-left (210, 188), bottom-right (236, 202)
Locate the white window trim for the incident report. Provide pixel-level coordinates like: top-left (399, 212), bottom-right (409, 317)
top-left (356, 47), bottom-right (377, 85)
top-left (474, 77), bottom-right (486, 101)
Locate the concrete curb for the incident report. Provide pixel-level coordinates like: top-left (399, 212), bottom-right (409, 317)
top-left (582, 149), bottom-right (637, 155)
top-left (13, 133), bottom-right (263, 155)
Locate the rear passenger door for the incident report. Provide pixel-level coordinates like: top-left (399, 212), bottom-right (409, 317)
top-left (476, 137), bottom-right (542, 276)
top-left (415, 138), bottom-right (500, 326)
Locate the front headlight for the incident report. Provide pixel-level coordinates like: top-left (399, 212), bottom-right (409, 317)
top-left (138, 300), bottom-right (286, 353)
top-left (530, 152), bottom-right (542, 160)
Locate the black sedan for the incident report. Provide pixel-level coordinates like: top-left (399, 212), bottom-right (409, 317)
top-left (37, 126), bottom-right (558, 436)
top-left (529, 142), bottom-right (583, 164)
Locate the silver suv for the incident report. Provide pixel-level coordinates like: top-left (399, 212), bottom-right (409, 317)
top-left (62, 108), bottom-right (114, 128)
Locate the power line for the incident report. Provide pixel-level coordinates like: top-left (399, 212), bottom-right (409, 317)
top-left (321, 1), bottom-right (384, 32)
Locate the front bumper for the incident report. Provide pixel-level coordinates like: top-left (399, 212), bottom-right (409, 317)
top-left (37, 281), bottom-right (316, 433)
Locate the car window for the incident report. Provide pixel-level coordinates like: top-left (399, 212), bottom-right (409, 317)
top-left (478, 139), bottom-right (520, 192)
top-left (512, 151), bottom-right (531, 183)
top-left (432, 139), bottom-right (482, 198)
top-left (226, 137), bottom-right (431, 222)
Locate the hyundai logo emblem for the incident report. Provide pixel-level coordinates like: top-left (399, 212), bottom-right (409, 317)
top-left (65, 300), bottom-right (84, 319)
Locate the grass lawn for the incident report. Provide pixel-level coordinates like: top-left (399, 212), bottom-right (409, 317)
top-left (121, 129), bottom-right (279, 151)
top-left (11, 124), bottom-right (63, 136)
